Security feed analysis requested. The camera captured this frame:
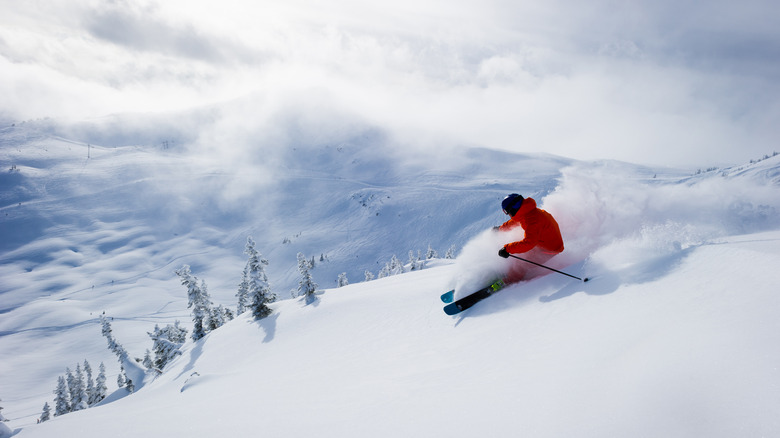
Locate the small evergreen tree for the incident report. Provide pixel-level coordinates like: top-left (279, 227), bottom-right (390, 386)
top-left (389, 255), bottom-right (404, 275)
top-left (65, 367), bottom-right (76, 408)
top-left (99, 313), bottom-right (149, 393)
top-left (143, 349), bottom-right (154, 370)
top-left (244, 237), bottom-right (275, 319)
top-left (445, 245), bottom-right (457, 259)
top-left (39, 402), bottom-right (51, 423)
top-left (148, 321), bottom-right (188, 372)
top-left (295, 252), bottom-right (318, 304)
top-left (126, 378), bottom-right (135, 393)
top-left (101, 314), bottom-right (129, 363)
top-left (364, 270), bottom-right (375, 281)
top-left (408, 250), bottom-right (424, 271)
top-left (222, 305), bottom-right (235, 321)
top-left (93, 362), bottom-right (108, 404)
top-left (211, 304), bottom-right (233, 326)
top-left (117, 369), bottom-right (126, 388)
top-left (426, 244), bottom-right (438, 259)
top-left (236, 264), bottom-right (250, 315)
top-left (53, 376), bottom-right (70, 416)
top-left (175, 265), bottom-right (212, 341)
top-left (377, 262), bottom-right (391, 278)
top-left (83, 360), bottom-right (95, 406)
top-left (208, 304), bottom-right (227, 331)
top-left (337, 272), bottom-right (349, 287)
top-left (200, 280), bottom-right (217, 331)
top-left (101, 314), bottom-right (146, 392)
top-left (71, 363), bottom-right (88, 411)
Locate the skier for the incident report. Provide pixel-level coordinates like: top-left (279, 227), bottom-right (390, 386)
top-left (497, 193), bottom-right (564, 283)
top-left (442, 194), bottom-right (574, 314)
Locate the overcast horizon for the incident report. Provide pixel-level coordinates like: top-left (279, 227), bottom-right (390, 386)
top-left (2, 0), bottom-right (778, 167)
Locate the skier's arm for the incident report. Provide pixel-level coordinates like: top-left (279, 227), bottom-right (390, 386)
top-left (504, 238), bottom-right (536, 254)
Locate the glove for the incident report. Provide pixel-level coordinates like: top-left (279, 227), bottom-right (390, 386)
top-left (498, 247), bottom-right (510, 258)
top-left (492, 226), bottom-right (500, 232)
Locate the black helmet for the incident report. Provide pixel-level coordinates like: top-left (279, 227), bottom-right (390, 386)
top-left (502, 194), bottom-right (524, 216)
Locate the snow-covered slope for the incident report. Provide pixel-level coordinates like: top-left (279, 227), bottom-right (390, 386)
top-left (2, 120), bottom-right (780, 437)
top-left (12, 230), bottom-right (780, 438)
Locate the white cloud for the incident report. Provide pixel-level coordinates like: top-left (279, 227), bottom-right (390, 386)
top-left (1, 0), bottom-right (778, 166)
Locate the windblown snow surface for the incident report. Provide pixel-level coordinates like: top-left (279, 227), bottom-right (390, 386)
top-left (1, 121), bottom-right (780, 437)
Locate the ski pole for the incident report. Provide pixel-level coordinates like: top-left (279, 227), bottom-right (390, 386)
top-left (507, 254), bottom-right (589, 282)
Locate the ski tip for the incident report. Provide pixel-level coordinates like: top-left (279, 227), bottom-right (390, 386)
top-left (443, 303), bottom-right (462, 315)
top-left (583, 277), bottom-right (590, 282)
top-left (440, 290), bottom-right (455, 303)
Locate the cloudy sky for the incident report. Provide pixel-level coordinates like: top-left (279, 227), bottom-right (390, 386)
top-left (1, 0), bottom-right (778, 166)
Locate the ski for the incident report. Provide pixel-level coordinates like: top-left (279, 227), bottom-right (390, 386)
top-left (443, 280), bottom-right (505, 315)
top-left (440, 290), bottom-right (455, 303)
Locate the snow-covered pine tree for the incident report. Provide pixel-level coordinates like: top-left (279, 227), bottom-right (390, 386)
top-left (295, 252), bottom-right (318, 304)
top-left (148, 320), bottom-right (188, 372)
top-left (200, 279), bottom-right (215, 332)
top-left (93, 362), bottom-right (107, 404)
top-left (211, 304), bottom-right (233, 326)
top-left (100, 314), bottom-right (147, 392)
top-left (143, 349), bottom-right (154, 370)
top-left (389, 255), bottom-right (404, 275)
top-left (236, 264), bottom-right (250, 315)
top-left (65, 367), bottom-right (76, 408)
top-left (208, 304), bottom-right (225, 331)
top-left (364, 270), bottom-right (375, 281)
top-left (337, 272), bottom-right (349, 287)
top-left (117, 370), bottom-right (126, 388)
top-left (175, 265), bottom-right (212, 341)
top-left (426, 244), bottom-right (439, 259)
top-left (445, 244), bottom-right (457, 259)
top-left (244, 237), bottom-right (275, 319)
top-left (126, 377), bottom-right (135, 393)
top-left (377, 262), bottom-right (391, 278)
top-left (39, 402), bottom-right (51, 423)
top-left (71, 363), bottom-right (88, 411)
top-left (83, 360), bottom-right (95, 406)
top-left (408, 250), bottom-right (424, 271)
top-left (100, 314), bottom-right (129, 363)
top-left (53, 376), bottom-right (70, 416)
top-left (222, 305), bottom-right (235, 321)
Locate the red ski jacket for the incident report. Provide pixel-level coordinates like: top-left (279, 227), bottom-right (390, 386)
top-left (499, 197), bottom-right (564, 255)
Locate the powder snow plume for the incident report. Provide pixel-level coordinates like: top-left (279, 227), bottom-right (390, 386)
top-left (449, 228), bottom-right (520, 299)
top-left (451, 160), bottom-right (780, 295)
top-left (545, 162), bottom-right (780, 276)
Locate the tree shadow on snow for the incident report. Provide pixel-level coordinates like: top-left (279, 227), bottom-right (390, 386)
top-left (176, 337), bottom-right (206, 380)
top-left (254, 312), bottom-right (279, 343)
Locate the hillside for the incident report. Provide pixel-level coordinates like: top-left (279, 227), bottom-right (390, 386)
top-left (10, 230), bottom-right (780, 437)
top-left (1, 122), bottom-right (780, 436)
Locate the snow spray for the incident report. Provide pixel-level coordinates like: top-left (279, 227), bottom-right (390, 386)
top-left (450, 227), bottom-right (523, 300)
